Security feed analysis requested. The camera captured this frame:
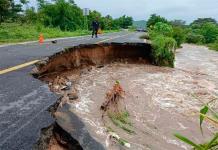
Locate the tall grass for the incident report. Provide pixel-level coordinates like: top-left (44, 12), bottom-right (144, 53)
top-left (0, 23), bottom-right (119, 44)
top-left (208, 42), bottom-right (218, 51)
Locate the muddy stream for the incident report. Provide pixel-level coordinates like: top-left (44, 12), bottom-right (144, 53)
top-left (33, 43), bottom-right (218, 150)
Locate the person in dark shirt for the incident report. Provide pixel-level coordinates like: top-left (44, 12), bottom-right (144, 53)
top-left (92, 17), bottom-right (100, 38)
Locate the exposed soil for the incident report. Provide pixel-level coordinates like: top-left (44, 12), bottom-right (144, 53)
top-left (33, 43), bottom-right (218, 150)
top-left (33, 123), bottom-right (83, 150)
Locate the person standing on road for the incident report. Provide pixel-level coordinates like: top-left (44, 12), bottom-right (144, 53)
top-left (92, 17), bottom-right (100, 38)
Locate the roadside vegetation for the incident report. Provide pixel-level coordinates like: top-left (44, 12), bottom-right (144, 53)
top-left (0, 23), bottom-right (119, 43)
top-left (144, 14), bottom-right (218, 67)
top-left (0, 0), bottom-right (133, 44)
top-left (175, 105), bottom-right (218, 150)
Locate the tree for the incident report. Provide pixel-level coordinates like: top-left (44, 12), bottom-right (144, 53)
top-left (191, 18), bottom-right (217, 29)
top-left (200, 22), bottom-right (218, 43)
top-left (146, 14), bottom-right (168, 28)
top-left (102, 15), bottom-right (113, 30)
top-left (121, 15), bottom-right (133, 28)
top-left (20, 0), bottom-right (29, 6)
top-left (68, 0), bottom-right (75, 5)
top-left (170, 19), bottom-right (186, 27)
top-left (20, 0), bottom-right (29, 10)
top-left (152, 22), bottom-right (173, 37)
top-left (39, 0), bottom-right (84, 31)
top-left (24, 7), bottom-right (38, 23)
top-left (37, 0), bottom-right (46, 9)
top-left (0, 0), bottom-right (10, 23)
top-left (9, 0), bottom-right (23, 21)
top-left (114, 15), bottom-right (133, 29)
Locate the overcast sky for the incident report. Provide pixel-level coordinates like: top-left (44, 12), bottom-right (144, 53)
top-left (28, 0), bottom-right (218, 23)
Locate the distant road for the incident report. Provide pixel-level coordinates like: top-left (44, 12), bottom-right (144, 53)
top-left (0, 32), bottom-right (144, 150)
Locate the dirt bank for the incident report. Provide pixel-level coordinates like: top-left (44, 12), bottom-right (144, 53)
top-left (33, 43), bottom-right (152, 78)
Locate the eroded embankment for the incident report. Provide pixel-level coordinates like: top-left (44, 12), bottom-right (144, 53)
top-left (33, 42), bottom-right (152, 78)
top-left (32, 42), bottom-right (153, 150)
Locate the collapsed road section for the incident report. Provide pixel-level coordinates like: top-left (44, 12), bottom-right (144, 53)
top-left (32, 43), bottom-right (216, 150)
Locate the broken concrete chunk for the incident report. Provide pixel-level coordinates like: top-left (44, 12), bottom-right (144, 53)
top-left (60, 86), bottom-right (70, 91)
top-left (65, 81), bottom-right (72, 87)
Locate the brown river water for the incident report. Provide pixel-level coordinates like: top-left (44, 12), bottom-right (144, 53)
top-left (48, 44), bottom-right (218, 150)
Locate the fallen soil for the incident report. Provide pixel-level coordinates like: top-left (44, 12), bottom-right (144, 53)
top-left (33, 43), bottom-right (218, 150)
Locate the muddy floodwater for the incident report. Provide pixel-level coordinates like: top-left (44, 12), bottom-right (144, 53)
top-left (35, 44), bottom-right (218, 150)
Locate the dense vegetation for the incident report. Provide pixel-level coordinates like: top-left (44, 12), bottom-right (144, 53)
top-left (0, 0), bottom-right (133, 43)
top-left (146, 14), bottom-right (218, 67)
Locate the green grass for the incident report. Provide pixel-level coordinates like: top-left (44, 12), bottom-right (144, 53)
top-left (108, 111), bottom-right (134, 134)
top-left (118, 138), bottom-right (129, 146)
top-left (0, 23), bottom-right (119, 44)
top-left (208, 42), bottom-right (218, 51)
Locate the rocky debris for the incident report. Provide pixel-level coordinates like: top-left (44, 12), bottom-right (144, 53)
top-left (108, 132), bottom-right (131, 148)
top-left (51, 40), bottom-right (57, 44)
top-left (48, 97), bottom-right (62, 116)
top-left (50, 76), bottom-right (73, 92)
top-left (67, 93), bottom-right (78, 101)
top-left (33, 123), bottom-right (83, 150)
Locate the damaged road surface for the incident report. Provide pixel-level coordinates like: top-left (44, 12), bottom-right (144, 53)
top-left (0, 32), bottom-right (142, 150)
top-left (33, 43), bottom-right (218, 150)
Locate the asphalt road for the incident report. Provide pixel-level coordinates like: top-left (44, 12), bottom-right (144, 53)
top-left (0, 32), bottom-right (144, 150)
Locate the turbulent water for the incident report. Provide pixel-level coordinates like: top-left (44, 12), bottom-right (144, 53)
top-left (52, 44), bottom-right (218, 150)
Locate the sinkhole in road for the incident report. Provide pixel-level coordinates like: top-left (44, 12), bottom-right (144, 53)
top-left (32, 43), bottom-right (214, 150)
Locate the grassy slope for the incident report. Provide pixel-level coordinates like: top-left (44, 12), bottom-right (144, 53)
top-left (0, 23), bottom-right (119, 44)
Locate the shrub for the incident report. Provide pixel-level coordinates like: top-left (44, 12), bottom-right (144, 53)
top-left (186, 32), bottom-right (205, 44)
top-left (151, 35), bottom-right (176, 67)
top-left (200, 22), bottom-right (218, 44)
top-left (173, 26), bottom-right (186, 48)
top-left (152, 22), bottom-right (173, 37)
top-left (208, 41), bottom-right (218, 51)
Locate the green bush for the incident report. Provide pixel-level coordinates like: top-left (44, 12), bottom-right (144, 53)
top-left (208, 41), bottom-right (218, 51)
top-left (200, 22), bottom-right (218, 44)
top-left (186, 33), bottom-right (205, 44)
top-left (173, 26), bottom-right (186, 48)
top-left (152, 22), bottom-right (173, 37)
top-left (151, 35), bottom-right (176, 67)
